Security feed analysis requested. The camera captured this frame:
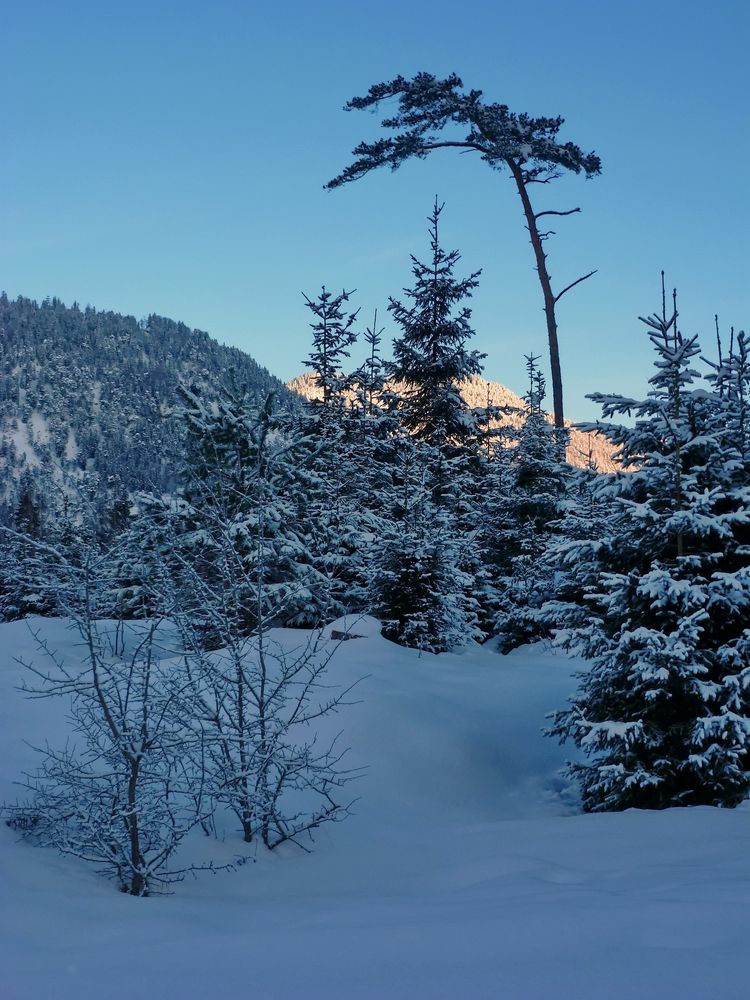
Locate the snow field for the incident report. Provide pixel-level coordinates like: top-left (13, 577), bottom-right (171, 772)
top-left (1, 616), bottom-right (748, 999)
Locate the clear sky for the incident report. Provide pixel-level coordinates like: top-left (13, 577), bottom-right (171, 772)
top-left (4, 0), bottom-right (748, 419)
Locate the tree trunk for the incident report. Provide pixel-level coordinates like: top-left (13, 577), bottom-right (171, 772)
top-left (236, 663), bottom-right (254, 843)
top-left (126, 760), bottom-right (145, 896)
top-left (506, 158), bottom-right (565, 429)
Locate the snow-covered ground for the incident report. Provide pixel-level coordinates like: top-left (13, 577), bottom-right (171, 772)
top-left (1, 616), bottom-right (748, 999)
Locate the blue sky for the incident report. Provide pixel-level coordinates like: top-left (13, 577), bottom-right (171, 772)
top-left (4, 0), bottom-right (748, 419)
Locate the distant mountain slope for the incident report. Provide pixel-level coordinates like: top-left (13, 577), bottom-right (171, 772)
top-left (287, 372), bottom-right (618, 471)
top-left (0, 294), bottom-right (287, 522)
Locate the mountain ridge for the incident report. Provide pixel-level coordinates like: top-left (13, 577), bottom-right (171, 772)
top-left (287, 371), bottom-right (619, 471)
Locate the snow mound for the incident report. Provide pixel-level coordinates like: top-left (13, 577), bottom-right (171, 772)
top-left (322, 613), bottom-right (383, 640)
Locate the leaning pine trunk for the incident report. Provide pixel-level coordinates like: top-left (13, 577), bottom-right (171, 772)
top-left (506, 157), bottom-right (565, 430)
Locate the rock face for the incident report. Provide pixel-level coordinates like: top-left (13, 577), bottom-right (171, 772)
top-left (287, 372), bottom-right (619, 472)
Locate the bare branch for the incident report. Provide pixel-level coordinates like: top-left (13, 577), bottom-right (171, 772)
top-left (534, 207), bottom-right (581, 220)
top-left (554, 269), bottom-right (598, 304)
top-left (421, 140), bottom-right (486, 154)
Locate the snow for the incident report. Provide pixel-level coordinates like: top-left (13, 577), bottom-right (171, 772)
top-left (28, 410), bottom-right (50, 447)
top-left (1, 617), bottom-right (748, 999)
top-left (64, 426), bottom-right (78, 462)
top-left (91, 380), bottom-right (102, 417)
top-left (8, 420), bottom-right (42, 470)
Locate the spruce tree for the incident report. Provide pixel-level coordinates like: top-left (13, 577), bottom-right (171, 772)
top-left (489, 357), bottom-right (570, 650)
top-left (549, 284), bottom-right (750, 811)
top-left (351, 310), bottom-right (387, 424)
top-left (302, 287), bottom-right (359, 409)
top-left (167, 382), bottom-right (332, 639)
top-left (388, 199), bottom-right (485, 456)
top-left (370, 433), bottom-right (483, 653)
top-left (297, 287), bottom-right (370, 616)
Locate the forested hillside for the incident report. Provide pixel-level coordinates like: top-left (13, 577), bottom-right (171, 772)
top-left (0, 294), bottom-right (286, 529)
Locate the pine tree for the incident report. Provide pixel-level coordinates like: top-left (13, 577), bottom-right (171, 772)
top-left (327, 71), bottom-right (602, 428)
top-left (549, 283), bottom-right (750, 811)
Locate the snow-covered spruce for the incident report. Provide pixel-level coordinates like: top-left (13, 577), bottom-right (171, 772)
top-left (164, 381), bottom-right (335, 636)
top-left (370, 433), bottom-right (483, 653)
top-left (483, 355), bottom-right (571, 650)
top-left (387, 198), bottom-right (485, 456)
top-left (302, 286), bottom-right (359, 410)
top-left (548, 285), bottom-right (750, 810)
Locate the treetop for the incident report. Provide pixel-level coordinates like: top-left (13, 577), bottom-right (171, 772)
top-left (326, 72), bottom-right (601, 189)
